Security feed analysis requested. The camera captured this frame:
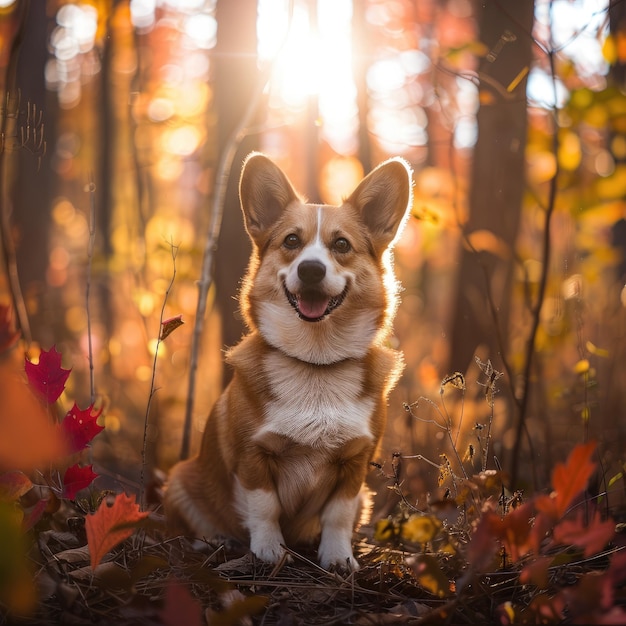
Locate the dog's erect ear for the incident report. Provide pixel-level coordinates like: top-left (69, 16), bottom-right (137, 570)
top-left (239, 153), bottom-right (299, 243)
top-left (346, 158), bottom-right (413, 252)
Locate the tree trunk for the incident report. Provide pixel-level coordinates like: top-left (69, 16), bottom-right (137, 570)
top-left (213, 0), bottom-right (259, 380)
top-left (12, 1), bottom-right (52, 305)
top-left (448, 1), bottom-right (535, 376)
top-left (352, 0), bottom-right (372, 174)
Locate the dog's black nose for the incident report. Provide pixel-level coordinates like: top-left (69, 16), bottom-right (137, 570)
top-left (298, 260), bottom-right (326, 285)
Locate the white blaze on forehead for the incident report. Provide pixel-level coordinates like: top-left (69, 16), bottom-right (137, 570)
top-left (296, 206), bottom-right (327, 263)
top-left (282, 206), bottom-right (346, 295)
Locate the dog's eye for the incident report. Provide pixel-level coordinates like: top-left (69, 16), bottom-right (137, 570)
top-left (333, 237), bottom-right (351, 253)
top-left (283, 233), bottom-right (301, 249)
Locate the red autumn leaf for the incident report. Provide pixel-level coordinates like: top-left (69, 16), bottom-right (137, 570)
top-left (520, 555), bottom-right (552, 589)
top-left (161, 581), bottom-right (203, 626)
top-left (61, 403), bottom-right (104, 453)
top-left (553, 510), bottom-right (615, 558)
top-left (0, 304), bottom-right (19, 353)
top-left (63, 464), bottom-right (98, 500)
top-left (467, 510), bottom-right (500, 571)
top-left (607, 550), bottom-right (626, 587)
top-left (85, 492), bottom-right (149, 569)
top-left (25, 345), bottom-right (71, 404)
top-left (160, 314), bottom-right (184, 341)
top-left (536, 441), bottom-right (597, 520)
top-left (469, 502), bottom-right (535, 570)
top-left (0, 471), bottom-right (33, 501)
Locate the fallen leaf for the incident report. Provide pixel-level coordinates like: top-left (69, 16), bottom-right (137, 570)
top-left (161, 581), bottom-right (202, 626)
top-left (53, 546), bottom-right (91, 565)
top-left (63, 464), bottom-right (98, 500)
top-left (61, 403), bottom-right (104, 453)
top-left (212, 592), bottom-right (268, 625)
top-left (406, 554), bottom-right (451, 598)
top-left (25, 345), bottom-right (71, 404)
top-left (85, 493), bottom-right (149, 569)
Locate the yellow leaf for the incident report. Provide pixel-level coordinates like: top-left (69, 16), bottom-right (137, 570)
top-left (603, 34), bottom-right (616, 64)
top-left (401, 514), bottom-right (442, 544)
top-left (573, 359), bottom-right (590, 375)
top-left (373, 517), bottom-right (398, 543)
top-left (406, 554), bottom-right (451, 598)
top-left (586, 341), bottom-right (609, 358)
top-left (558, 132), bottom-right (581, 171)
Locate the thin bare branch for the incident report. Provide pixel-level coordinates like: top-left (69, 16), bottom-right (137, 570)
top-left (510, 41), bottom-right (560, 488)
top-left (85, 175), bottom-right (97, 404)
top-left (141, 241), bottom-right (178, 509)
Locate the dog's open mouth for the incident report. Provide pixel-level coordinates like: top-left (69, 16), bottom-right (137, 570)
top-left (284, 284), bottom-right (348, 322)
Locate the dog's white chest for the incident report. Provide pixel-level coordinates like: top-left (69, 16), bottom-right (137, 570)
top-left (257, 352), bottom-right (374, 447)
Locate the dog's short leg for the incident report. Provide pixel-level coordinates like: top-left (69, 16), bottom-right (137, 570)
top-left (318, 495), bottom-right (361, 571)
top-left (238, 485), bottom-right (288, 564)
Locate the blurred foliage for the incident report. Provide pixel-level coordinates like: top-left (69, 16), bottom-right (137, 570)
top-left (0, 1), bottom-right (624, 622)
top-left (0, 0), bottom-right (622, 521)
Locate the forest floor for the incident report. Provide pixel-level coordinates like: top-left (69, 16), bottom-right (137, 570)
top-left (10, 489), bottom-right (626, 626)
top-left (21, 515), bottom-right (493, 626)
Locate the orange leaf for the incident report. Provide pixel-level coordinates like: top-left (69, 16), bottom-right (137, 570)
top-left (85, 493), bottom-right (149, 569)
top-left (539, 442), bottom-right (597, 520)
top-left (0, 357), bottom-right (67, 472)
top-left (469, 502), bottom-right (536, 569)
top-left (0, 471), bottom-right (33, 501)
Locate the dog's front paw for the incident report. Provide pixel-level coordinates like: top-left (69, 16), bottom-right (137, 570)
top-left (252, 542), bottom-right (290, 565)
top-left (319, 550), bottom-right (360, 572)
top-left (318, 536), bottom-right (360, 572)
top-left (250, 531), bottom-right (290, 565)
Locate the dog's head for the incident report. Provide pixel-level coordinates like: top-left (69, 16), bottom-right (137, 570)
top-left (238, 153), bottom-right (412, 364)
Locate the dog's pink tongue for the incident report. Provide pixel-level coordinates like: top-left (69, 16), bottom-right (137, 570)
top-left (298, 296), bottom-right (329, 320)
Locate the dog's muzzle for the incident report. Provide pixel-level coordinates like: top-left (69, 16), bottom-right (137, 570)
top-left (284, 260), bottom-right (348, 322)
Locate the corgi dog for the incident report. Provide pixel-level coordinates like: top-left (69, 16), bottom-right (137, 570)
top-left (165, 153), bottom-right (412, 570)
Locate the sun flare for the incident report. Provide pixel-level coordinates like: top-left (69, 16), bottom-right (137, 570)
top-left (258, 0), bottom-right (357, 154)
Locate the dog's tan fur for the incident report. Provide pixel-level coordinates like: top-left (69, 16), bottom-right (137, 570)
top-left (165, 153), bottom-right (412, 569)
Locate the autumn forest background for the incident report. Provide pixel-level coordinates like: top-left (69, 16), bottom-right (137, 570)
top-left (1, 0), bottom-right (626, 622)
